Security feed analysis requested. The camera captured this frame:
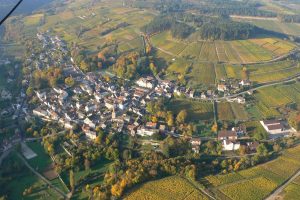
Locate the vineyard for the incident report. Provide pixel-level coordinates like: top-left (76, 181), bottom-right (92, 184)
top-left (217, 102), bottom-right (247, 121)
top-left (152, 32), bottom-right (297, 64)
top-left (125, 176), bottom-right (209, 200)
top-left (248, 82), bottom-right (300, 119)
top-left (201, 145), bottom-right (300, 200)
top-left (167, 99), bottom-right (214, 122)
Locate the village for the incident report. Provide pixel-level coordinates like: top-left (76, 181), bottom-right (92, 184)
top-left (19, 32), bottom-right (295, 156)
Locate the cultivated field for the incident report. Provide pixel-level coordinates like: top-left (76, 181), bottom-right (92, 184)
top-left (152, 32), bottom-right (297, 64)
top-left (125, 176), bottom-right (209, 200)
top-left (167, 99), bottom-right (214, 122)
top-left (217, 102), bottom-right (248, 121)
top-left (220, 60), bottom-right (300, 84)
top-left (202, 144), bottom-right (300, 200)
top-left (248, 81), bottom-right (300, 119)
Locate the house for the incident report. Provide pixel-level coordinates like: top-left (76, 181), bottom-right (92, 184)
top-left (201, 92), bottom-right (207, 99)
top-left (33, 108), bottom-right (48, 118)
top-left (82, 125), bottom-right (97, 140)
top-left (190, 137), bottom-right (201, 146)
top-left (217, 84), bottom-right (227, 92)
top-left (239, 80), bottom-right (251, 86)
top-left (247, 141), bottom-right (259, 152)
top-left (232, 125), bottom-right (247, 137)
top-left (189, 90), bottom-right (195, 98)
top-left (218, 130), bottom-right (238, 140)
top-left (80, 84), bottom-right (93, 95)
top-left (192, 145), bottom-right (200, 154)
top-left (136, 126), bottom-right (159, 136)
top-left (260, 120), bottom-right (289, 138)
top-left (146, 122), bottom-right (158, 129)
top-left (236, 96), bottom-right (245, 104)
top-left (127, 124), bottom-right (138, 136)
top-left (136, 76), bottom-right (156, 89)
top-left (222, 140), bottom-right (240, 151)
top-left (159, 124), bottom-right (167, 133)
top-left (84, 117), bottom-right (96, 129)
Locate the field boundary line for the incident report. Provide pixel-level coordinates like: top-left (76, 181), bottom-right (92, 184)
top-left (184, 177), bottom-right (217, 200)
top-left (16, 152), bottom-right (69, 199)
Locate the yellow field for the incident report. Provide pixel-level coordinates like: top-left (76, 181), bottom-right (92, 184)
top-left (24, 14), bottom-right (44, 26)
top-left (203, 145), bottom-right (300, 200)
top-left (125, 176), bottom-right (209, 200)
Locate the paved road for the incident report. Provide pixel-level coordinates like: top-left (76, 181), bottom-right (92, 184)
top-left (265, 169), bottom-right (300, 200)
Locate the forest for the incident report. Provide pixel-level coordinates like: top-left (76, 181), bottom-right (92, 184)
top-left (142, 14), bottom-right (268, 40)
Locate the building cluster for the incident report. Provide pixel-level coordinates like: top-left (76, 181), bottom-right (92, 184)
top-left (32, 68), bottom-right (178, 140)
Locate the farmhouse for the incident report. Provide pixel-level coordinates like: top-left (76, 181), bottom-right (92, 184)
top-left (260, 120), bottom-right (289, 138)
top-left (218, 130), bottom-right (238, 140)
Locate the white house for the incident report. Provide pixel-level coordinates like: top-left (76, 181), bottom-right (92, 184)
top-left (136, 76), bottom-right (155, 89)
top-left (222, 140), bottom-right (240, 151)
top-left (136, 126), bottom-right (159, 136)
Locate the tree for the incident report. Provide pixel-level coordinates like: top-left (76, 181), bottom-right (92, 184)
top-left (80, 60), bottom-right (90, 72)
top-left (167, 111), bottom-right (174, 127)
top-left (288, 112), bottom-right (300, 131)
top-left (257, 144), bottom-right (268, 157)
top-left (176, 109), bottom-right (188, 124)
top-left (70, 169), bottom-right (75, 192)
top-left (26, 86), bottom-right (34, 96)
top-left (239, 145), bottom-right (247, 155)
top-left (211, 122), bottom-right (218, 133)
top-left (241, 66), bottom-right (249, 80)
top-left (84, 159), bottom-right (91, 171)
top-left (273, 143), bottom-right (281, 152)
top-left (65, 76), bottom-right (75, 87)
top-left (111, 183), bottom-right (123, 197)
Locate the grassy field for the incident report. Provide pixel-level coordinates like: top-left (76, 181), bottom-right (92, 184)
top-left (1, 152), bottom-right (63, 200)
top-left (167, 99), bottom-right (214, 122)
top-left (234, 17), bottom-right (300, 37)
top-left (125, 176), bottom-right (209, 200)
top-left (202, 144), bottom-right (300, 200)
top-left (27, 141), bottom-right (52, 172)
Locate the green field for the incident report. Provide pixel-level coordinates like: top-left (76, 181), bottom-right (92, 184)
top-left (1, 152), bottom-right (63, 200)
top-left (125, 176), bottom-right (209, 200)
top-left (167, 99), bottom-right (214, 122)
top-left (202, 144), bottom-right (300, 200)
top-left (234, 17), bottom-right (300, 37)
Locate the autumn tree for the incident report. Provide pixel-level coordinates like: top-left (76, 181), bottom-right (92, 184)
top-left (65, 76), bottom-right (75, 87)
top-left (176, 109), bottom-right (188, 124)
top-left (70, 169), bottom-right (75, 192)
top-left (80, 60), bottom-right (90, 72)
top-left (241, 66), bottom-right (249, 80)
